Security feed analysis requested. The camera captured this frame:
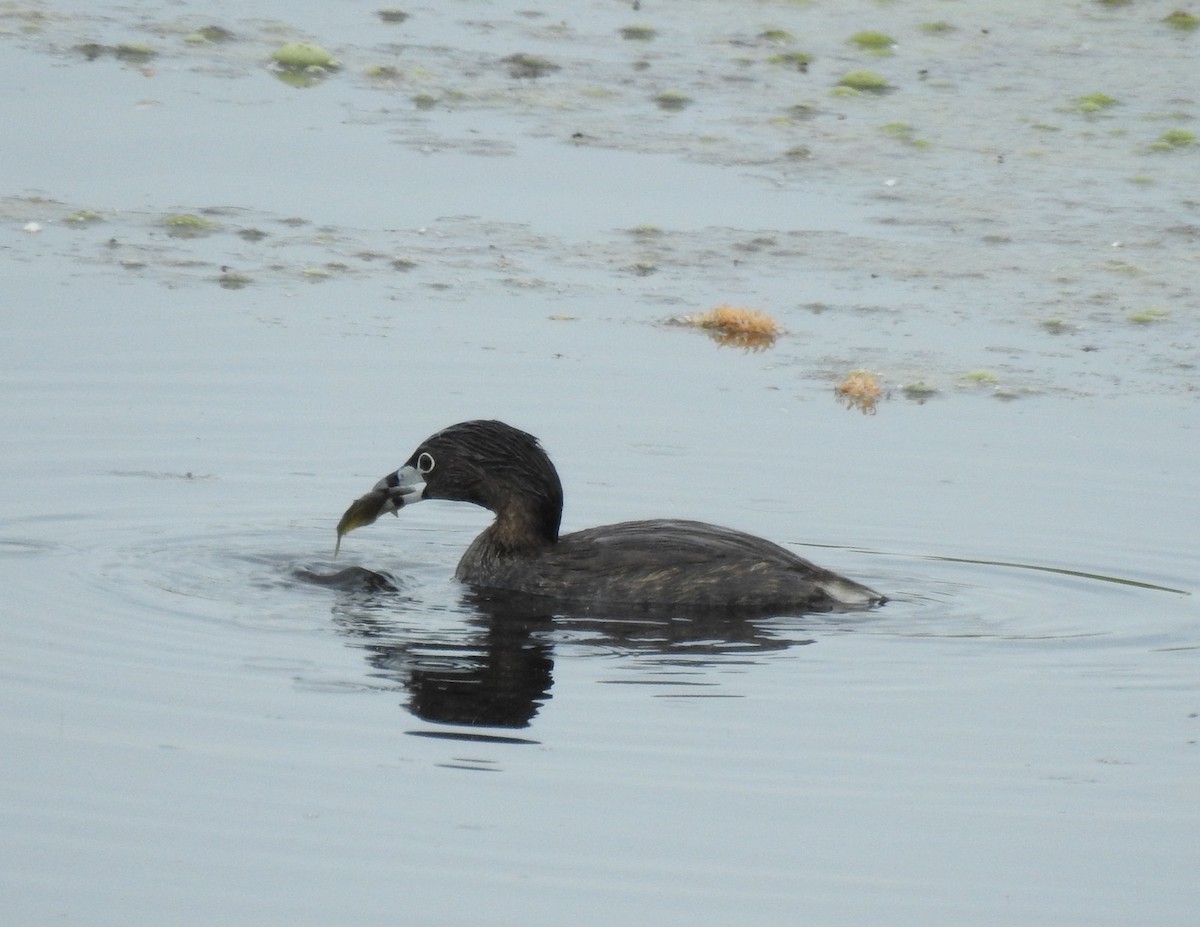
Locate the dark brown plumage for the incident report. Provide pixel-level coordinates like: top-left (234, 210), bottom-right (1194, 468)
top-left (366, 420), bottom-right (885, 616)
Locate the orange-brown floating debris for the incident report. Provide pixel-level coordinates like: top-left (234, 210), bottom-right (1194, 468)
top-left (677, 304), bottom-right (780, 350)
top-left (835, 370), bottom-right (883, 414)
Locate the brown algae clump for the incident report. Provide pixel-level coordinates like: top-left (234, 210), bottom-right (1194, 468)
top-left (377, 9), bottom-right (410, 23)
top-left (217, 271), bottom-right (253, 290)
top-left (619, 24), bottom-right (657, 41)
top-left (836, 371), bottom-right (883, 413)
top-left (902, 381), bottom-right (938, 402)
top-left (502, 53), bottom-right (560, 78)
top-left (836, 70), bottom-right (891, 93)
top-left (655, 91), bottom-right (691, 111)
top-left (678, 305), bottom-right (780, 350)
top-left (187, 26), bottom-right (235, 44)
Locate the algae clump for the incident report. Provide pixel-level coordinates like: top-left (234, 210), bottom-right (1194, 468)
top-left (1163, 10), bottom-right (1200, 30)
top-left (837, 70), bottom-right (891, 93)
top-left (272, 43), bottom-right (340, 70)
top-left (655, 90), bottom-right (692, 111)
top-left (502, 53), bottom-right (559, 79)
top-left (1129, 308), bottom-right (1168, 324)
top-left (163, 214), bottom-right (217, 237)
top-left (1076, 92), bottom-right (1118, 113)
top-left (187, 26), bottom-right (234, 44)
top-left (850, 31), bottom-right (895, 53)
top-left (1148, 128), bottom-right (1196, 151)
top-left (768, 51), bottom-right (814, 71)
top-left (619, 24), bottom-right (657, 41)
top-left (114, 43), bottom-right (156, 62)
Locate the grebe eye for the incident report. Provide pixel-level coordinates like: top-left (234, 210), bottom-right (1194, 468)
top-left (417, 452), bottom-right (435, 474)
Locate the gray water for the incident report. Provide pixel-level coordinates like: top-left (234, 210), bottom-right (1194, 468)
top-left (3, 2), bottom-right (1198, 924)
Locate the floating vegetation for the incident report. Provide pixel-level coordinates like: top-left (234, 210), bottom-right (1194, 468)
top-left (759, 29), bottom-right (794, 43)
top-left (73, 43), bottom-right (107, 60)
top-left (377, 8), bottom-right (409, 23)
top-left (879, 122), bottom-right (931, 147)
top-left (187, 25), bottom-right (234, 44)
top-left (73, 41), bottom-right (156, 62)
top-left (113, 42), bottom-right (156, 62)
top-left (626, 261), bottom-right (658, 276)
top-left (1129, 307), bottom-right (1169, 324)
top-left (217, 270), bottom-right (253, 290)
top-left (1076, 92), bottom-right (1118, 113)
top-left (413, 93), bottom-right (438, 109)
top-left (162, 213), bottom-right (217, 238)
top-left (391, 257), bottom-right (419, 271)
top-left (1148, 128), bottom-right (1196, 151)
top-left (784, 145), bottom-right (813, 159)
top-left (767, 51), bottom-right (813, 72)
top-left (619, 24), bottom-right (657, 41)
top-left (902, 381), bottom-right (938, 402)
top-left (655, 90), bottom-right (691, 111)
top-left (502, 53), bottom-right (560, 79)
top-left (836, 70), bottom-right (891, 93)
top-left (237, 228), bottom-right (268, 242)
top-left (849, 31), bottom-right (895, 53)
top-left (920, 21), bottom-right (956, 34)
top-left (270, 42), bottom-right (341, 86)
top-left (675, 305), bottom-right (780, 351)
top-left (272, 43), bottom-right (340, 70)
top-left (65, 210), bottom-right (103, 225)
top-left (1041, 318), bottom-right (1073, 335)
top-left (835, 370), bottom-right (883, 413)
top-left (962, 369), bottom-right (998, 385)
top-left (366, 64), bottom-right (401, 80)
top-left (627, 224), bottom-right (664, 238)
top-left (1163, 10), bottom-right (1200, 30)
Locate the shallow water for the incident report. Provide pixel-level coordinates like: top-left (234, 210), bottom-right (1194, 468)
top-left (3, 1), bottom-right (1199, 924)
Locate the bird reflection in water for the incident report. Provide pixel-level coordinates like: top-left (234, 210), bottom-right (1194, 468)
top-left (299, 567), bottom-right (809, 731)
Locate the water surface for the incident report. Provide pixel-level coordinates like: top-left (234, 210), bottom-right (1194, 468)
top-left (2, 2), bottom-right (1198, 924)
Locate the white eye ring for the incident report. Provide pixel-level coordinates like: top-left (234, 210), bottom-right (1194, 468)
top-left (417, 452), bottom-right (435, 474)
